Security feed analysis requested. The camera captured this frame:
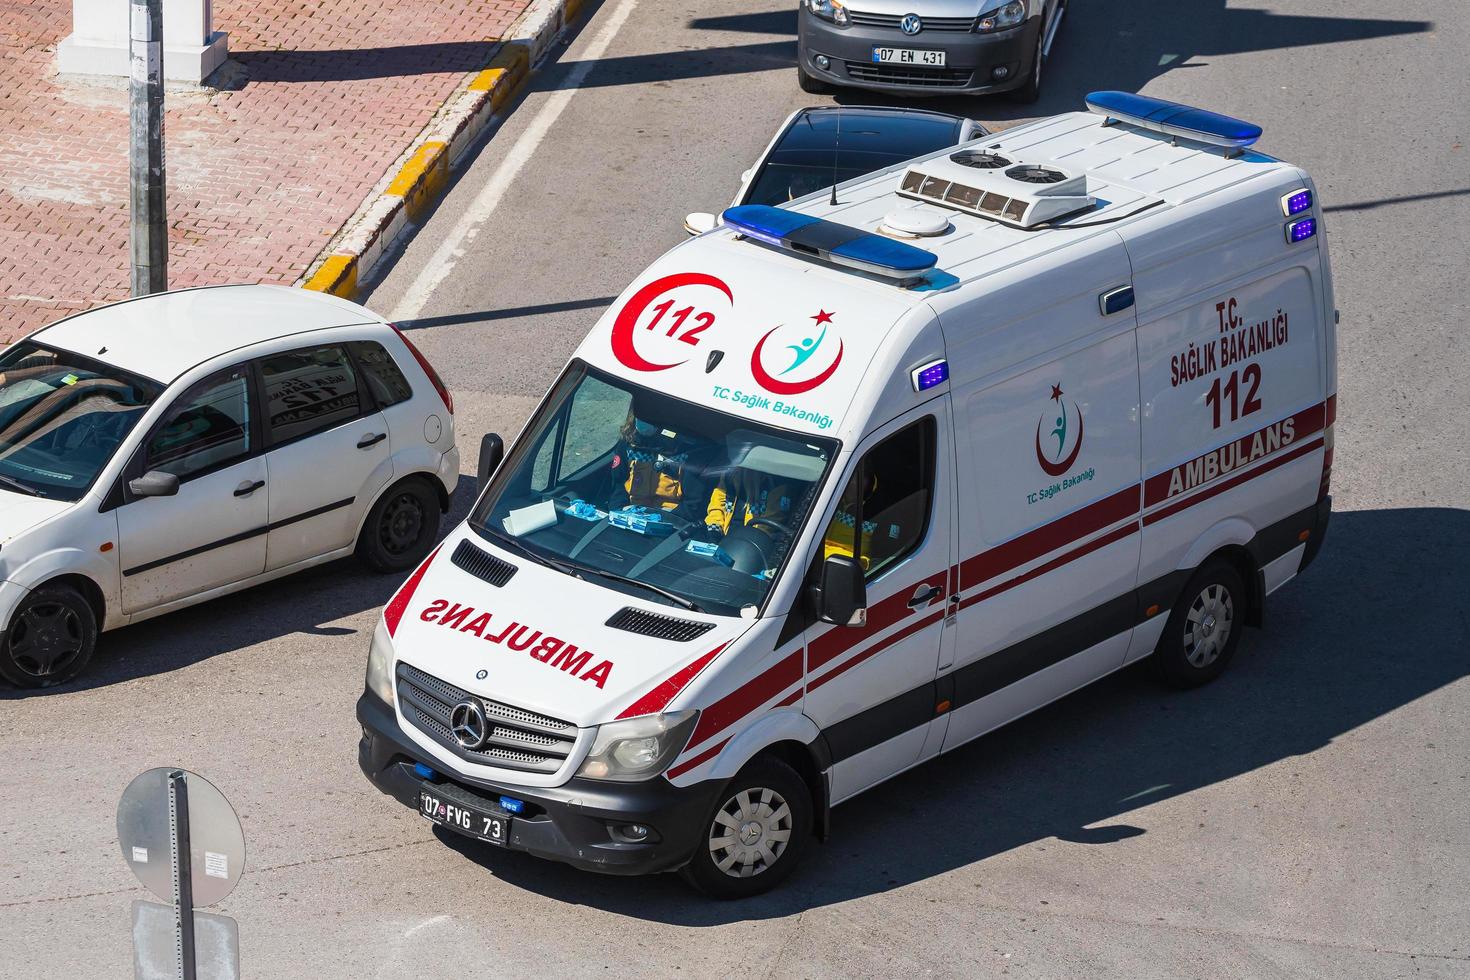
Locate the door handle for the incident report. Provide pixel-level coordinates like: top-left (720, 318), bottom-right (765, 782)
top-left (233, 480), bottom-right (265, 497)
top-left (357, 432), bottom-right (386, 449)
top-left (908, 584), bottom-right (943, 609)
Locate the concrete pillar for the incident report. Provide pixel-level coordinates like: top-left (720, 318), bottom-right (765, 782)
top-left (58, 0), bottom-right (229, 84)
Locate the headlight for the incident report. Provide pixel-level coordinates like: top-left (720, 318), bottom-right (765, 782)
top-left (366, 619), bottom-right (396, 703)
top-left (576, 710), bottom-right (699, 782)
top-left (805, 0), bottom-right (849, 26)
top-left (977, 0), bottom-right (1027, 32)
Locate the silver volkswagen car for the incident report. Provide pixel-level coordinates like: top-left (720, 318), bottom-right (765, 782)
top-left (797, 0), bottom-right (1067, 102)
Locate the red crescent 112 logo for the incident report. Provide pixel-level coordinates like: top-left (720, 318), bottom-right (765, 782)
top-left (1035, 382), bottom-right (1084, 476)
top-left (610, 272), bottom-right (734, 372)
top-left (750, 308), bottom-right (844, 395)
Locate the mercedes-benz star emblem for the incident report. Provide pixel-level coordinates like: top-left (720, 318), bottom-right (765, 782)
top-left (900, 13), bottom-right (922, 34)
top-left (450, 698), bottom-right (489, 750)
top-left (475, 668), bottom-right (488, 680)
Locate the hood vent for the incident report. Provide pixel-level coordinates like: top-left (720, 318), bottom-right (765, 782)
top-left (451, 539), bottom-right (517, 588)
top-left (898, 155), bottom-right (1094, 228)
top-left (606, 607), bottom-right (715, 642)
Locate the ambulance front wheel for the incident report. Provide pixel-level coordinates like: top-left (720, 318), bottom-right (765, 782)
top-left (1154, 558), bottom-right (1247, 689)
top-left (681, 756), bottom-right (813, 899)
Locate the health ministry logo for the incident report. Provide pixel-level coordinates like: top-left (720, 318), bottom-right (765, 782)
top-left (1035, 382), bottom-right (1085, 476)
top-left (751, 309), bottom-right (844, 395)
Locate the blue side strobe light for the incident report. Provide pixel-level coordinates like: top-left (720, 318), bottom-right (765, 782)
top-left (499, 795), bottom-right (526, 815)
top-left (1281, 188), bottom-right (1313, 216)
top-left (911, 359), bottom-right (949, 392)
top-left (413, 762), bottom-right (436, 780)
top-left (1286, 217), bottom-right (1317, 244)
top-left (1084, 90), bottom-right (1262, 152)
top-left (721, 205), bottom-right (938, 284)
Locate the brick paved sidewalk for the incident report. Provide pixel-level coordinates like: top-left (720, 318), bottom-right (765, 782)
top-left (0, 0), bottom-right (529, 342)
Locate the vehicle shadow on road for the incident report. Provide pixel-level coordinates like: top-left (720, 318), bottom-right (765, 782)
top-left (0, 474), bottom-right (480, 698)
top-left (436, 505), bottom-right (1468, 923)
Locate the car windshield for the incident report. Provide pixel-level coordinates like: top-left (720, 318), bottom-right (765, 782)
top-left (744, 111), bottom-right (965, 207)
top-left (0, 342), bottom-right (163, 501)
top-left (469, 362), bottom-right (839, 617)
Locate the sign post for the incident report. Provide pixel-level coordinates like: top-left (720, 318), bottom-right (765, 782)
top-left (129, 0), bottom-right (168, 296)
top-left (118, 769), bottom-right (244, 980)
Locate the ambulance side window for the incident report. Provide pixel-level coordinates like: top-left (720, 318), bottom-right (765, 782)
top-left (823, 418), bottom-right (935, 581)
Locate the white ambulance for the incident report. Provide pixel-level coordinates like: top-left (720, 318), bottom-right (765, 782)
top-left (358, 91), bottom-right (1337, 898)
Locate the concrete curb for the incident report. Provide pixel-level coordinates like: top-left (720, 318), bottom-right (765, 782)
top-left (300, 0), bottom-right (581, 300)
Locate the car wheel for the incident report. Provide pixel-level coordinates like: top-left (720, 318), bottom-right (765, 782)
top-left (0, 584), bottom-right (98, 689)
top-left (1006, 11), bottom-right (1048, 104)
top-left (797, 64), bottom-right (830, 95)
top-left (1153, 558), bottom-right (1247, 689)
top-left (357, 478), bottom-right (440, 573)
top-left (680, 757), bottom-right (812, 899)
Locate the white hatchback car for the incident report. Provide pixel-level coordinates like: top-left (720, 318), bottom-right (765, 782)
top-left (0, 285), bottom-right (459, 687)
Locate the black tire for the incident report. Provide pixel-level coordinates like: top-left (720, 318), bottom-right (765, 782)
top-left (356, 478), bottom-right (441, 573)
top-left (0, 584), bottom-right (98, 689)
top-left (797, 63), bottom-right (830, 95)
top-left (681, 757), bottom-right (813, 899)
top-left (1153, 558), bottom-right (1248, 689)
top-left (1006, 9), bottom-right (1050, 104)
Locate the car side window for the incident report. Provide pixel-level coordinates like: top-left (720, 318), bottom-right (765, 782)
top-left (821, 417), bottom-right (936, 581)
top-left (144, 366), bottom-right (253, 480)
top-left (260, 345), bottom-right (363, 444)
top-left (347, 341), bottom-right (413, 408)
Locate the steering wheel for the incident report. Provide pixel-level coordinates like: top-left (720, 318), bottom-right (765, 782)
top-left (747, 517), bottom-right (793, 538)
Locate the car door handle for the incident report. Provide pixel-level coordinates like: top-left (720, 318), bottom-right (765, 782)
top-left (908, 584), bottom-right (943, 608)
top-left (233, 480), bottom-right (265, 497)
top-left (357, 432), bottom-right (386, 449)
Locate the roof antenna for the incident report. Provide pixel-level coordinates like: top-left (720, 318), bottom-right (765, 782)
top-left (830, 109), bottom-right (842, 207)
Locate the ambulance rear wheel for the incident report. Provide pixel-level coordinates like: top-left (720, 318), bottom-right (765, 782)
top-left (682, 757), bottom-right (812, 899)
top-left (357, 478), bottom-right (440, 573)
top-left (1154, 559), bottom-right (1245, 689)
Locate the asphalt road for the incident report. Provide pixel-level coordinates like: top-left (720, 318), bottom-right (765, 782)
top-left (4, 1), bottom-right (1468, 977)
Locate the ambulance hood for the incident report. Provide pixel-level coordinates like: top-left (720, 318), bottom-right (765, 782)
top-left (574, 234), bottom-right (920, 440)
top-left (385, 528), bottom-right (752, 729)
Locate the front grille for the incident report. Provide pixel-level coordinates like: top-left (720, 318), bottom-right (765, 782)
top-left (451, 539), bottom-right (517, 588)
top-left (848, 11), bottom-right (976, 31)
top-left (605, 607), bottom-right (716, 642)
top-left (845, 62), bottom-right (974, 87)
top-left (396, 662), bottom-right (578, 774)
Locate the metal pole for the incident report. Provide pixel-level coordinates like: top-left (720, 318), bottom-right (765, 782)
top-left (168, 771), bottom-right (198, 980)
top-left (129, 0), bottom-right (167, 295)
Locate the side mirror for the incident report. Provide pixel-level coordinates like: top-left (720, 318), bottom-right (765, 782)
top-left (683, 212), bottom-right (717, 236)
top-left (477, 433), bottom-right (504, 493)
top-left (813, 554), bottom-right (867, 627)
top-left (128, 469), bottom-right (180, 498)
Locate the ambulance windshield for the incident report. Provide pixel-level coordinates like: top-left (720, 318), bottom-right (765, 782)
top-left (469, 361), bottom-right (838, 617)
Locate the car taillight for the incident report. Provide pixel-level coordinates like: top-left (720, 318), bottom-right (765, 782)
top-left (1319, 394), bottom-right (1335, 500)
top-left (390, 323), bottom-right (453, 414)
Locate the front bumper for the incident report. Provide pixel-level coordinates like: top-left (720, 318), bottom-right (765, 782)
top-left (356, 689), bottom-right (725, 876)
top-left (798, 8), bottom-right (1040, 95)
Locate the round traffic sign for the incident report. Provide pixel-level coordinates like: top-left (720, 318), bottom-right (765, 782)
top-left (116, 768), bottom-right (246, 906)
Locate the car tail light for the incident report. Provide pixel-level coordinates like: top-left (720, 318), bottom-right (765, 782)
top-left (1319, 394), bottom-right (1336, 500)
top-left (390, 323), bottom-right (453, 414)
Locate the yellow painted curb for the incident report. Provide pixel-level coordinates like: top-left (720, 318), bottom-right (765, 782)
top-left (481, 45), bottom-right (531, 112)
top-left (303, 253), bottom-right (358, 299)
top-left (387, 140), bottom-right (450, 223)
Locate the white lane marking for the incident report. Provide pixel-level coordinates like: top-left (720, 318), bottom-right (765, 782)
top-left (387, 0), bottom-right (640, 322)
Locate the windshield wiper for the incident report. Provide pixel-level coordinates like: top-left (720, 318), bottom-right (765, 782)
top-left (575, 566), bottom-right (704, 613)
top-left (485, 528), bottom-right (581, 578)
top-left (0, 474), bottom-right (41, 497)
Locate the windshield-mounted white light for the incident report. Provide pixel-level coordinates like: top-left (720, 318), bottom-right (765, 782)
top-left (577, 710), bottom-right (700, 781)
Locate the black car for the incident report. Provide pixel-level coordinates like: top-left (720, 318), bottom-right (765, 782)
top-left (685, 105), bottom-right (987, 234)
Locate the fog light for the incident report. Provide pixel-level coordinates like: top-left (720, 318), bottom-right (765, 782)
top-left (609, 822), bottom-right (659, 844)
top-left (815, 54), bottom-right (830, 70)
top-left (624, 824), bottom-right (649, 841)
top-left (992, 65), bottom-right (1010, 80)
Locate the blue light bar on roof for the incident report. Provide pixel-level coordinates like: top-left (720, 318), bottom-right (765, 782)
top-left (721, 205), bottom-right (937, 285)
top-left (1085, 90), bottom-right (1262, 152)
